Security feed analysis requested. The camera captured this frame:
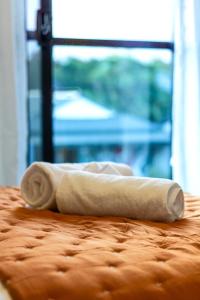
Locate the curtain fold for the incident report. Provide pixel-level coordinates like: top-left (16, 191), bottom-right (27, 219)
top-left (172, 0), bottom-right (200, 193)
top-left (0, 0), bottom-right (27, 185)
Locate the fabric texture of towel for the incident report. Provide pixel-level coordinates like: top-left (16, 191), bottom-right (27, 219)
top-left (20, 161), bottom-right (133, 211)
top-left (56, 171), bottom-right (184, 222)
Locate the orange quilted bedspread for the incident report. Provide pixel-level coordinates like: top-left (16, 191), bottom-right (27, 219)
top-left (0, 187), bottom-right (200, 300)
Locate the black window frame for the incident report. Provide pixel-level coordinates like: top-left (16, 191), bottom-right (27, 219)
top-left (26, 0), bottom-right (174, 164)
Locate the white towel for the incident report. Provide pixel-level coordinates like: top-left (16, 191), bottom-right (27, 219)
top-left (21, 162), bottom-right (184, 222)
top-left (56, 171), bottom-right (184, 222)
top-left (20, 161), bottom-right (133, 210)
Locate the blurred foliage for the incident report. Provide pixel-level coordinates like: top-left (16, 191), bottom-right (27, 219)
top-left (29, 52), bottom-right (172, 122)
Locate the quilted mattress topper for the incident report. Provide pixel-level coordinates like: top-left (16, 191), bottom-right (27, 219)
top-left (0, 187), bottom-right (200, 300)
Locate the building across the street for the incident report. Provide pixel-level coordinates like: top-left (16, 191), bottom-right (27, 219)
top-left (29, 90), bottom-right (171, 178)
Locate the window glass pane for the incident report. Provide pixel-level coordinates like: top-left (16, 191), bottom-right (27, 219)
top-left (27, 41), bottom-right (43, 162)
top-left (53, 46), bottom-right (172, 178)
top-left (26, 0), bottom-right (40, 31)
top-left (52, 0), bottom-right (174, 41)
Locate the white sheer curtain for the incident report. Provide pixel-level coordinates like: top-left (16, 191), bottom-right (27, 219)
top-left (0, 0), bottom-right (27, 185)
top-left (172, 0), bottom-right (200, 194)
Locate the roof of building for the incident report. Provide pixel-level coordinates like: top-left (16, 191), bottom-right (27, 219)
top-left (53, 91), bottom-right (113, 120)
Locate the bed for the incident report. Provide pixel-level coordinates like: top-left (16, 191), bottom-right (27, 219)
top-left (0, 187), bottom-right (200, 300)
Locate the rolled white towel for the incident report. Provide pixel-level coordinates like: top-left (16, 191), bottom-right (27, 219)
top-left (21, 162), bottom-right (63, 210)
top-left (56, 171), bottom-right (184, 222)
top-left (20, 161), bottom-right (133, 210)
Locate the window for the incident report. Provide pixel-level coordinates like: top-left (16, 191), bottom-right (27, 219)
top-left (26, 0), bottom-right (174, 178)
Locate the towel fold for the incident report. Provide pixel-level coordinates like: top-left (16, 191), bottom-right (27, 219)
top-left (56, 171), bottom-right (184, 222)
top-left (20, 161), bottom-right (133, 210)
top-left (54, 161), bottom-right (133, 176)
